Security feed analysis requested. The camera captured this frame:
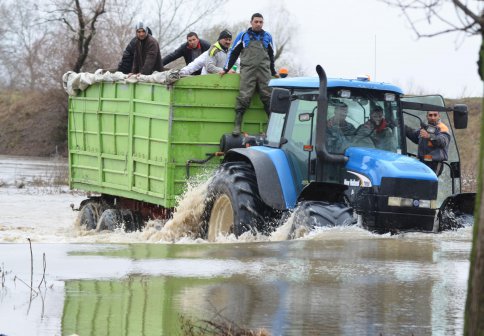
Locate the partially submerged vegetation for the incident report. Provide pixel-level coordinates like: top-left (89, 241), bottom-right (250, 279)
top-left (180, 315), bottom-right (270, 336)
top-left (0, 155), bottom-right (69, 193)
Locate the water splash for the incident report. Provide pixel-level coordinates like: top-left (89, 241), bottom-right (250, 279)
top-left (143, 174), bottom-right (212, 242)
top-left (269, 212), bottom-right (294, 241)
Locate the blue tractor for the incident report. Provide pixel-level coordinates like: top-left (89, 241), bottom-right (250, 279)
top-left (203, 65), bottom-right (475, 240)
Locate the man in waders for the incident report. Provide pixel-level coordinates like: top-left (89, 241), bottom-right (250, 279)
top-left (221, 13), bottom-right (278, 135)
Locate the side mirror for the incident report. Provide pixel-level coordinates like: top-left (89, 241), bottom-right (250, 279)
top-left (270, 88), bottom-right (291, 114)
top-left (453, 104), bottom-right (468, 129)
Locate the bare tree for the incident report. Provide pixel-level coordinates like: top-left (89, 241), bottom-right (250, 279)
top-left (262, 2), bottom-right (296, 62)
top-left (382, 1), bottom-right (484, 334)
top-left (149, 0), bottom-right (224, 53)
top-left (48, 0), bottom-right (107, 72)
top-left (200, 21), bottom-right (247, 47)
top-left (0, 0), bottom-right (51, 89)
top-left (382, 0), bottom-right (484, 79)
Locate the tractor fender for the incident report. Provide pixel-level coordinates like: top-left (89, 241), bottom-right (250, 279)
top-left (224, 147), bottom-right (297, 210)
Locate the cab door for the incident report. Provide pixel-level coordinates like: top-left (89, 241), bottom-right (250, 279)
top-left (401, 95), bottom-right (462, 202)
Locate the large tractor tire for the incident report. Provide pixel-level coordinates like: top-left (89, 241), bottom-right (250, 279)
top-left (290, 201), bottom-right (354, 238)
top-left (204, 161), bottom-right (274, 241)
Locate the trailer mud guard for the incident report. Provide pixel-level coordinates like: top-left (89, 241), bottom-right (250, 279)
top-left (224, 148), bottom-right (296, 210)
top-left (437, 192), bottom-right (476, 231)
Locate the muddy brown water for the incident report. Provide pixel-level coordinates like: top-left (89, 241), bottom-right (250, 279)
top-left (0, 155), bottom-right (473, 335)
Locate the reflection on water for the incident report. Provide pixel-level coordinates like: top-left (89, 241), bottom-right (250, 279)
top-left (56, 235), bottom-right (471, 336)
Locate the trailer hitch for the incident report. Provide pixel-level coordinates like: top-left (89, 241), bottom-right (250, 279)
top-left (186, 152), bottom-right (224, 178)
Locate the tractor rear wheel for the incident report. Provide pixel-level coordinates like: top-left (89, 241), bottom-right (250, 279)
top-left (204, 162), bottom-right (273, 241)
top-left (290, 201), bottom-right (354, 238)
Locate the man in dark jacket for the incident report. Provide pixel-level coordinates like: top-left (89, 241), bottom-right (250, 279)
top-left (162, 32), bottom-right (210, 75)
top-left (131, 21), bottom-right (163, 75)
top-left (221, 13), bottom-right (278, 135)
top-left (117, 27), bottom-right (152, 74)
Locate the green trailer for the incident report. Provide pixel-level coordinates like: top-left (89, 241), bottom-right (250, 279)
top-left (69, 74), bottom-right (267, 230)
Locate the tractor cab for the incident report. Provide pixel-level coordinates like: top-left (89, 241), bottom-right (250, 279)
top-left (265, 67), bottom-right (473, 233)
top-left (268, 77), bottom-right (409, 195)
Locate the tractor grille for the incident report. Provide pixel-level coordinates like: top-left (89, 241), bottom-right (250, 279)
top-left (379, 177), bottom-right (438, 200)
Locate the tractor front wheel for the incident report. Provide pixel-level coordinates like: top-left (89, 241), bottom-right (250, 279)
top-left (290, 201), bottom-right (354, 238)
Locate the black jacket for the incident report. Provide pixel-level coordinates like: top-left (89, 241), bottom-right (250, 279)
top-left (162, 39), bottom-right (210, 74)
top-left (132, 35), bottom-right (163, 75)
top-left (117, 37), bottom-right (137, 74)
top-left (117, 28), bottom-right (153, 74)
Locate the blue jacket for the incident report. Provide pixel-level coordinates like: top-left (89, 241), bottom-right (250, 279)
top-left (224, 28), bottom-right (276, 75)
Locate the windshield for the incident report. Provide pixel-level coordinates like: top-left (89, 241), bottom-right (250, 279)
top-left (272, 89), bottom-right (403, 154)
top-left (326, 90), bottom-right (401, 154)
top-left (268, 88), bottom-right (403, 186)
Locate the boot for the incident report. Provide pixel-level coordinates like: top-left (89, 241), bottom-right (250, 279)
top-left (232, 111), bottom-right (244, 136)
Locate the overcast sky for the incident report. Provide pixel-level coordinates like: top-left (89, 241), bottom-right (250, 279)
top-left (215, 0), bottom-right (482, 98)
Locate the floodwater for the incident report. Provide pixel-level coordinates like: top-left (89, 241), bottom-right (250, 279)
top-left (0, 155), bottom-right (473, 336)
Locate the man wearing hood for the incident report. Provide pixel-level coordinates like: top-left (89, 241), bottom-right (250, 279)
top-left (131, 21), bottom-right (163, 75)
top-left (117, 27), bottom-right (153, 74)
top-left (405, 110), bottom-right (450, 175)
top-left (221, 13), bottom-right (278, 135)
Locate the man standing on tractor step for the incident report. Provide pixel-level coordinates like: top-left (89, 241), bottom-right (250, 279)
top-left (221, 13), bottom-right (278, 136)
top-left (405, 110), bottom-right (450, 176)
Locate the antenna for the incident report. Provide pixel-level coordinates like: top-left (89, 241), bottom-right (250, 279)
top-left (374, 34), bottom-right (377, 81)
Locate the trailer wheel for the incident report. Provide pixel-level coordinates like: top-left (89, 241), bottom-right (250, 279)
top-left (204, 162), bottom-right (273, 241)
top-left (121, 209), bottom-right (144, 232)
top-left (290, 201), bottom-right (354, 238)
top-left (78, 202), bottom-right (101, 230)
top-left (96, 209), bottom-right (123, 231)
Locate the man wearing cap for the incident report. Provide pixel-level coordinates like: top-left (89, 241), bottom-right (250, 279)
top-left (221, 13), bottom-right (278, 135)
top-left (206, 30), bottom-right (234, 74)
top-left (162, 32), bottom-right (210, 75)
top-left (118, 27), bottom-right (153, 74)
top-left (131, 22), bottom-right (162, 75)
top-left (179, 30), bottom-right (236, 75)
top-left (327, 102), bottom-right (356, 136)
top-left (405, 110), bottom-right (450, 176)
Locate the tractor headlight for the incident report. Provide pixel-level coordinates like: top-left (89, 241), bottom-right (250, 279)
top-left (418, 200), bottom-right (437, 209)
top-left (388, 197), bottom-right (436, 209)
